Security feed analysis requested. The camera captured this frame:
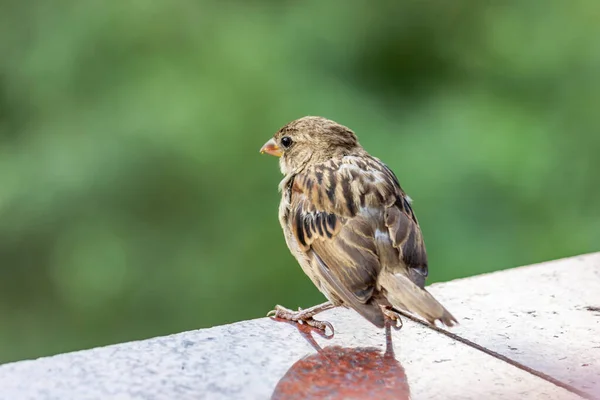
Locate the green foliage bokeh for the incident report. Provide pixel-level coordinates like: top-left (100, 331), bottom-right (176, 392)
top-left (1, 0), bottom-right (599, 363)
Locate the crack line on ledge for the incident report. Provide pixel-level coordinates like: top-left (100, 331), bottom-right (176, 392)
top-left (395, 310), bottom-right (595, 400)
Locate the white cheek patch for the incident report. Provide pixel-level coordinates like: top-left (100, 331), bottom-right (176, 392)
top-left (279, 157), bottom-right (288, 175)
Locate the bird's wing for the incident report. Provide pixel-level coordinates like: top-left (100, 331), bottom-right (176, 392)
top-left (288, 156), bottom-right (428, 327)
top-left (378, 163), bottom-right (429, 289)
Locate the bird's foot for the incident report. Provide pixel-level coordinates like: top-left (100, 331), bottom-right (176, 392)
top-left (381, 306), bottom-right (403, 330)
top-left (267, 302), bottom-right (335, 335)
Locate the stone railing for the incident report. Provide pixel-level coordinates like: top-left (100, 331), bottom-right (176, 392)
top-left (1, 253), bottom-right (599, 399)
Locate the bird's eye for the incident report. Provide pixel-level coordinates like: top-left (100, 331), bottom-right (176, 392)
top-left (281, 136), bottom-right (293, 148)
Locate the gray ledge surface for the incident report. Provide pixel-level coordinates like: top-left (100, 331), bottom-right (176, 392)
top-left (1, 253), bottom-right (599, 400)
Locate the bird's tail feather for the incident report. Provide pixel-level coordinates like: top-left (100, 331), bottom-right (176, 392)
top-left (378, 271), bottom-right (457, 327)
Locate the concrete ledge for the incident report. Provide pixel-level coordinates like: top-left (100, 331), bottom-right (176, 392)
top-left (1, 253), bottom-right (599, 399)
top-left (429, 252), bottom-right (600, 397)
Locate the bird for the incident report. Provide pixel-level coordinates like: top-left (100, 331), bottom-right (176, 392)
top-left (260, 116), bottom-right (456, 333)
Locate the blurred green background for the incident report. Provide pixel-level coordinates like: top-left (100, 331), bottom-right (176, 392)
top-left (1, 0), bottom-right (599, 364)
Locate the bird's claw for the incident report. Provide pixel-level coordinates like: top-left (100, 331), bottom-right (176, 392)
top-left (266, 304), bottom-right (290, 319)
top-left (304, 318), bottom-right (334, 337)
top-left (267, 305), bottom-right (334, 337)
top-left (382, 306), bottom-right (404, 331)
top-left (390, 317), bottom-right (403, 330)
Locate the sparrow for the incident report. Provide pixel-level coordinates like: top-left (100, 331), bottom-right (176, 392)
top-left (260, 116), bottom-right (456, 332)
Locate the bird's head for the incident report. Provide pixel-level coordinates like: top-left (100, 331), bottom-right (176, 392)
top-left (260, 116), bottom-right (362, 175)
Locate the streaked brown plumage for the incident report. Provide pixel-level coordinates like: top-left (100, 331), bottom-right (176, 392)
top-left (260, 116), bottom-right (456, 331)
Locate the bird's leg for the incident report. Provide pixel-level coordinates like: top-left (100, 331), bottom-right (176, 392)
top-left (383, 319), bottom-right (396, 359)
top-left (267, 301), bottom-right (336, 334)
top-left (381, 305), bottom-right (403, 330)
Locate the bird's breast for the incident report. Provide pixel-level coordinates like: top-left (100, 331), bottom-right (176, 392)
top-left (278, 195), bottom-right (341, 304)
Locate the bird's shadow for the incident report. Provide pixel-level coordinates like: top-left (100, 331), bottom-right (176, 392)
top-left (271, 321), bottom-right (410, 400)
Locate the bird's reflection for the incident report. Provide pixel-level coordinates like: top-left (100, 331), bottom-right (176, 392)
top-left (271, 322), bottom-right (410, 400)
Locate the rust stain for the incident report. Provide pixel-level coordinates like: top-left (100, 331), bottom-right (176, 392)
top-left (271, 322), bottom-right (410, 400)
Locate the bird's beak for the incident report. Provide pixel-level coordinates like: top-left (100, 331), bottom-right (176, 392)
top-left (259, 138), bottom-right (283, 157)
